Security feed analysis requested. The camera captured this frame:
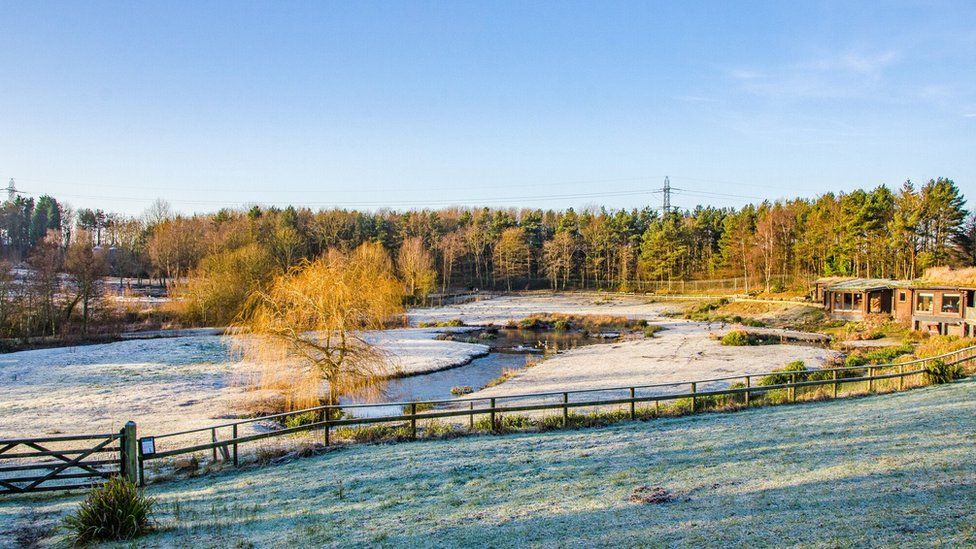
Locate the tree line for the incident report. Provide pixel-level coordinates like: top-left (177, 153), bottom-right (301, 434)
top-left (0, 178), bottom-right (970, 337)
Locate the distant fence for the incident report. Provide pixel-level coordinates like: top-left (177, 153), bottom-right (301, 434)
top-left (4, 346), bottom-right (973, 496)
top-left (443, 275), bottom-right (801, 295)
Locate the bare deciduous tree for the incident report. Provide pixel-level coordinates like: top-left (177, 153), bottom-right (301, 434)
top-left (397, 236), bottom-right (436, 303)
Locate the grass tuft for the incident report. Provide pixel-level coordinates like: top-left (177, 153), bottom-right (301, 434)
top-left (64, 476), bottom-right (155, 544)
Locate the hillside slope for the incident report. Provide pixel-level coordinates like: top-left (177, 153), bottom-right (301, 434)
top-left (5, 380), bottom-right (976, 547)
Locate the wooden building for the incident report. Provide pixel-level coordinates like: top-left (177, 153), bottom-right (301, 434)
top-left (818, 276), bottom-right (976, 336)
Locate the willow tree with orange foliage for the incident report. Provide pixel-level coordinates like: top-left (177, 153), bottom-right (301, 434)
top-left (231, 242), bottom-right (405, 412)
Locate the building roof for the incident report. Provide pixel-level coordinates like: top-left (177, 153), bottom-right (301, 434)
top-left (824, 278), bottom-right (909, 292)
top-left (918, 267), bottom-right (976, 288)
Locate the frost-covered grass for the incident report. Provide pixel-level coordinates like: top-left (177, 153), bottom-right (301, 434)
top-left (5, 380), bottom-right (976, 547)
top-left (408, 292), bottom-right (674, 326)
top-left (0, 328), bottom-right (487, 439)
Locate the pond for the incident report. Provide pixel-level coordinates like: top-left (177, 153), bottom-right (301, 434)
top-left (342, 328), bottom-right (621, 417)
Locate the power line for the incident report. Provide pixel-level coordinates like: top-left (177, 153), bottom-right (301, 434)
top-left (14, 175), bottom-right (666, 195)
top-left (15, 187), bottom-right (667, 209)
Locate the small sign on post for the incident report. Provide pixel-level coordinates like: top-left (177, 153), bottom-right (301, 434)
top-left (139, 436), bottom-right (156, 457)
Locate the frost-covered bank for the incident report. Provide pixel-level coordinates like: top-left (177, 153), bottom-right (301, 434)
top-left (4, 380), bottom-right (975, 546)
top-left (0, 328), bottom-right (488, 439)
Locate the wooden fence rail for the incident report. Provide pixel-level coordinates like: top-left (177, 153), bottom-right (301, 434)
top-left (136, 345), bottom-right (976, 484)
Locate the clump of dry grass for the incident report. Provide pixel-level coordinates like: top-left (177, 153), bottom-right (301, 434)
top-left (913, 335), bottom-right (976, 359)
top-left (517, 312), bottom-right (644, 332)
top-left (920, 266), bottom-right (976, 287)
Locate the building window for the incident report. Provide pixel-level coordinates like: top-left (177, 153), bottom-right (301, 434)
top-left (917, 293), bottom-right (934, 313)
top-left (899, 292), bottom-right (906, 302)
top-left (942, 294), bottom-right (961, 314)
top-left (834, 292), bottom-right (862, 312)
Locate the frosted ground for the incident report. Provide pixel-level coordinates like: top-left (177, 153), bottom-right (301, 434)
top-left (414, 293), bottom-right (838, 399)
top-left (1, 293), bottom-right (835, 439)
top-left (0, 328), bottom-right (486, 439)
top-left (4, 380), bottom-right (975, 547)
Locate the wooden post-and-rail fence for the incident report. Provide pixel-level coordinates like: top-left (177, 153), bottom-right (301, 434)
top-left (0, 421), bottom-right (138, 495)
top-left (3, 345), bottom-right (976, 496)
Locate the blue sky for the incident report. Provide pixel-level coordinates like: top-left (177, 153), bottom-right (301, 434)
top-left (1, 1), bottom-right (974, 215)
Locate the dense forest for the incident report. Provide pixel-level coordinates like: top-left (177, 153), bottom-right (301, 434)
top-left (0, 178), bottom-right (971, 337)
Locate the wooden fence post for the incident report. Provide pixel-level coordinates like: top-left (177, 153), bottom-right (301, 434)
top-left (232, 424), bottom-right (239, 467)
top-left (898, 364), bottom-right (904, 391)
top-left (832, 369), bottom-right (838, 399)
top-left (691, 382), bottom-right (697, 413)
top-left (789, 374), bottom-right (796, 402)
top-left (629, 387), bottom-right (636, 420)
top-left (490, 398), bottom-right (496, 432)
top-left (563, 392), bottom-right (569, 427)
top-left (121, 421), bottom-right (138, 485)
top-left (410, 403), bottom-right (417, 440)
top-left (324, 415), bottom-right (330, 447)
top-left (469, 402), bottom-right (474, 430)
top-left (744, 376), bottom-right (750, 407)
top-left (211, 428), bottom-right (218, 462)
top-left (868, 367), bottom-right (875, 393)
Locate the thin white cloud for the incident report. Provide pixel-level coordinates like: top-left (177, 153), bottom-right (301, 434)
top-left (727, 49), bottom-right (901, 99)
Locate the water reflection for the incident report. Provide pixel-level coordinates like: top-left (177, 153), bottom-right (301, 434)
top-left (342, 328), bottom-right (619, 417)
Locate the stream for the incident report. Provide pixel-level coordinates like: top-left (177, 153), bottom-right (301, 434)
top-left (342, 328), bottom-right (620, 417)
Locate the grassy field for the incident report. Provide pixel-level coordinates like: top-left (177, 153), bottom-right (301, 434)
top-left (4, 380), bottom-right (976, 548)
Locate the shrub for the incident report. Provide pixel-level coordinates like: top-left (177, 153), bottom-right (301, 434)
top-left (418, 318), bottom-right (465, 328)
top-left (844, 352), bottom-right (868, 368)
top-left (64, 476), bottom-right (155, 544)
top-left (925, 359), bottom-right (965, 384)
top-left (914, 336), bottom-right (976, 359)
top-left (474, 414), bottom-right (533, 433)
top-left (863, 344), bottom-right (914, 364)
top-left (334, 424), bottom-right (410, 443)
top-left (759, 360), bottom-right (808, 386)
top-left (519, 317), bottom-right (545, 330)
top-left (720, 330), bottom-right (752, 346)
top-left (403, 401), bottom-right (436, 413)
top-left (284, 411), bottom-right (318, 429)
top-left (643, 325), bottom-right (664, 338)
top-left (451, 385), bottom-right (473, 396)
top-left (553, 319), bottom-right (571, 331)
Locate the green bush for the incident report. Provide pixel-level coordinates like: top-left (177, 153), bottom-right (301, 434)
top-left (844, 352), bottom-right (868, 368)
top-left (720, 330), bottom-right (752, 346)
top-left (553, 319), bottom-right (571, 331)
top-left (925, 359), bottom-right (965, 384)
top-left (284, 411), bottom-right (318, 429)
top-left (863, 344), bottom-right (914, 364)
top-left (759, 360), bottom-right (808, 386)
top-left (450, 385), bottom-right (473, 396)
top-left (519, 317), bottom-right (545, 330)
top-left (64, 476), bottom-right (155, 544)
top-left (643, 325), bottom-right (664, 338)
